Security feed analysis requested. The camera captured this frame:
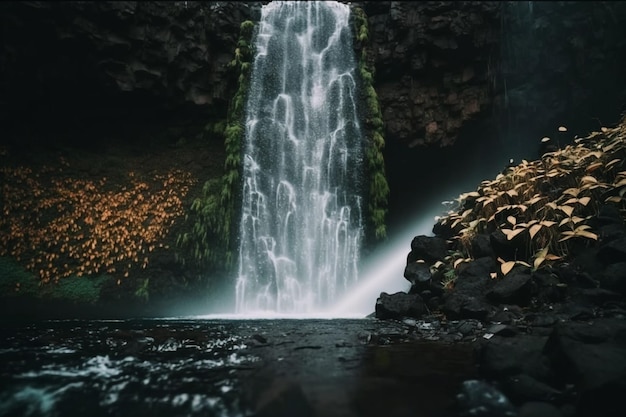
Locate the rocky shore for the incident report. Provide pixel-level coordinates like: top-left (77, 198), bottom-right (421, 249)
top-left (376, 121), bottom-right (626, 417)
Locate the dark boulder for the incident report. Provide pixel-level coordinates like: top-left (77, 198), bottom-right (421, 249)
top-left (375, 292), bottom-right (426, 320)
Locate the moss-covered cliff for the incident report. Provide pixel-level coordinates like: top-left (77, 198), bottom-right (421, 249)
top-left (1, 1), bottom-right (625, 316)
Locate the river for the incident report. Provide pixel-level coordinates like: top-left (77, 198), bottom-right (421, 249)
top-left (0, 317), bottom-right (478, 417)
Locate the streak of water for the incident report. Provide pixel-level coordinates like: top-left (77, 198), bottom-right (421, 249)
top-left (236, 1), bottom-right (363, 314)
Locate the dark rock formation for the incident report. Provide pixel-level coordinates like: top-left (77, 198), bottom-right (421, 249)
top-left (2, 1), bottom-right (625, 151)
top-left (360, 1), bottom-right (500, 148)
top-left (0, 1), bottom-right (261, 144)
top-left (375, 291), bottom-right (426, 320)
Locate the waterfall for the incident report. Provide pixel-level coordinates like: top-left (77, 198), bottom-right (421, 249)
top-left (235, 1), bottom-right (364, 314)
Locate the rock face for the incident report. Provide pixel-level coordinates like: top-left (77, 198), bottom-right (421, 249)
top-left (361, 1), bottom-right (500, 147)
top-left (0, 1), bottom-right (261, 142)
top-left (2, 1), bottom-right (625, 148)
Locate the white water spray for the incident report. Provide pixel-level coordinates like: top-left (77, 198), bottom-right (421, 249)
top-left (235, 1), bottom-right (364, 315)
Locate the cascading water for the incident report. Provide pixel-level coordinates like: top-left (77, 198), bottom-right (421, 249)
top-left (235, 1), bottom-right (364, 315)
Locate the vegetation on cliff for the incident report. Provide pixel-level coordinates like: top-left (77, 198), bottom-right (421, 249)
top-left (353, 6), bottom-right (390, 242)
top-left (175, 20), bottom-right (254, 270)
top-left (0, 142), bottom-right (201, 306)
top-left (431, 118), bottom-right (626, 287)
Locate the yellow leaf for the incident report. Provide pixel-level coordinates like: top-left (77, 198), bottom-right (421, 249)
top-left (606, 158), bottom-right (621, 169)
top-left (501, 261), bottom-right (516, 276)
top-left (583, 151), bottom-right (604, 160)
top-left (577, 230), bottom-right (598, 240)
top-left (614, 178), bottom-right (626, 188)
top-left (586, 162), bottom-right (604, 173)
top-left (581, 176), bottom-right (598, 184)
top-left (605, 196), bottom-right (622, 203)
top-left (529, 224), bottom-right (543, 239)
top-left (490, 272), bottom-right (498, 279)
top-left (507, 216), bottom-right (517, 225)
top-left (502, 228), bottom-right (525, 241)
top-left (454, 258), bottom-right (468, 269)
top-left (526, 195), bottom-right (545, 206)
top-left (578, 196), bottom-right (591, 206)
top-left (563, 198), bottom-right (579, 205)
top-left (534, 256), bottom-right (546, 270)
top-left (563, 188), bottom-right (580, 197)
top-left (558, 205), bottom-right (575, 217)
top-left (558, 126), bottom-right (567, 132)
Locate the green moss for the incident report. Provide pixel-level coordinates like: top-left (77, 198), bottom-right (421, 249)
top-left (358, 25), bottom-right (369, 43)
top-left (0, 257), bottom-right (108, 304)
top-left (240, 20), bottom-right (255, 37)
top-left (175, 19), bottom-right (256, 270)
top-left (204, 120), bottom-right (227, 137)
top-left (42, 274), bottom-right (108, 304)
top-left (0, 257), bottom-right (39, 297)
top-left (134, 278), bottom-right (150, 303)
top-left (353, 6), bottom-right (389, 242)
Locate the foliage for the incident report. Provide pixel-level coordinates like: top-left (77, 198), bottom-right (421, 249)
top-left (435, 120), bottom-right (626, 286)
top-left (0, 160), bottom-right (194, 284)
top-left (134, 277), bottom-right (150, 303)
top-left (353, 6), bottom-right (389, 242)
top-left (175, 19), bottom-right (255, 269)
top-left (0, 257), bottom-right (108, 304)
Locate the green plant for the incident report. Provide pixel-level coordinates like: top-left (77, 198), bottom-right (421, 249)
top-left (135, 278), bottom-right (150, 303)
top-left (175, 19), bottom-right (255, 269)
top-left (435, 119), bottom-right (626, 283)
top-left (354, 6), bottom-right (389, 242)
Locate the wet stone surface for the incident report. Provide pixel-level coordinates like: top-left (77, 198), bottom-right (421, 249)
top-left (0, 317), bottom-right (478, 417)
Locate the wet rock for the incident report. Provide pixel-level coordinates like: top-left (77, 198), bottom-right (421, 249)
top-left (480, 335), bottom-right (552, 381)
top-left (456, 379), bottom-right (517, 417)
top-left (442, 293), bottom-right (494, 321)
top-left (404, 261), bottom-right (432, 287)
top-left (486, 323), bottom-right (518, 337)
top-left (600, 262), bottom-right (626, 295)
top-left (456, 257), bottom-right (497, 289)
top-left (553, 263), bottom-right (598, 288)
top-left (526, 313), bottom-right (558, 328)
top-left (597, 237), bottom-right (626, 264)
top-left (406, 235), bottom-right (448, 264)
top-left (491, 305), bottom-right (524, 324)
top-left (577, 288), bottom-right (623, 306)
top-left (441, 257), bottom-right (497, 320)
top-left (469, 233), bottom-right (495, 259)
top-left (502, 373), bottom-right (563, 404)
top-left (487, 271), bottom-right (533, 306)
top-left (375, 292), bottom-right (426, 320)
top-left (533, 270), bottom-right (568, 304)
top-left (544, 318), bottom-right (626, 373)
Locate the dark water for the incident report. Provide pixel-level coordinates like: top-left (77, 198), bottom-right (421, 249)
top-left (0, 318), bottom-right (478, 417)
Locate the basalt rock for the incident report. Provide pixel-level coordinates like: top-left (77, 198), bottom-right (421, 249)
top-left (359, 1), bottom-right (500, 148)
top-left (0, 1), bottom-right (261, 143)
